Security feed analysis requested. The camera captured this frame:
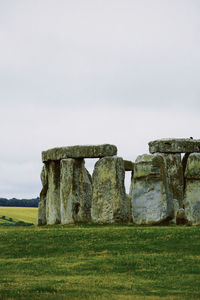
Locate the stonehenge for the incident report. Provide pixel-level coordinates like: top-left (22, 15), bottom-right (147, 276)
top-left (38, 139), bottom-right (200, 226)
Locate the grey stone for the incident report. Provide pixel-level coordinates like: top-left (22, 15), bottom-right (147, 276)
top-left (60, 158), bottom-right (92, 224)
top-left (183, 153), bottom-right (200, 225)
top-left (91, 156), bottom-right (127, 223)
top-left (42, 144), bottom-right (117, 162)
top-left (162, 153), bottom-right (184, 209)
top-left (149, 138), bottom-right (200, 154)
top-left (126, 194), bottom-right (133, 222)
top-left (46, 161), bottom-right (61, 225)
top-left (170, 199), bottom-right (179, 224)
top-left (135, 154), bottom-right (153, 163)
top-left (130, 153), bottom-right (169, 225)
top-left (130, 153), bottom-right (183, 224)
top-left (124, 160), bottom-right (134, 171)
top-left (185, 153), bottom-right (200, 179)
top-left (37, 165), bottom-right (48, 225)
top-left (130, 153), bottom-right (184, 224)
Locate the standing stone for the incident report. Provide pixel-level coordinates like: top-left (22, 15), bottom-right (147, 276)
top-left (162, 153), bottom-right (184, 210)
top-left (130, 153), bottom-right (184, 224)
top-left (130, 154), bottom-right (169, 225)
top-left (91, 156), bottom-right (127, 223)
top-left (37, 165), bottom-right (48, 225)
top-left (46, 161), bottom-right (61, 225)
top-left (126, 194), bottom-right (133, 222)
top-left (183, 153), bottom-right (200, 225)
top-left (60, 158), bottom-right (92, 224)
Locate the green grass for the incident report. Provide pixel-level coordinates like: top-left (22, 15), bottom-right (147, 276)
top-left (0, 207), bottom-right (37, 225)
top-left (0, 221), bottom-right (200, 299)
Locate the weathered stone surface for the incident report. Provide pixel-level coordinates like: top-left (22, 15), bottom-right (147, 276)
top-left (60, 158), bottom-right (92, 224)
top-left (37, 165), bottom-right (48, 225)
top-left (46, 161), bottom-right (61, 225)
top-left (130, 153), bottom-right (183, 224)
top-left (130, 153), bottom-right (169, 224)
top-left (162, 153), bottom-right (184, 209)
top-left (185, 153), bottom-right (200, 179)
top-left (183, 153), bottom-right (200, 225)
top-left (91, 156), bottom-right (127, 223)
top-left (126, 194), bottom-right (133, 222)
top-left (149, 138), bottom-right (200, 154)
top-left (42, 144), bottom-right (117, 162)
top-left (124, 160), bottom-right (134, 171)
top-left (135, 154), bottom-right (153, 163)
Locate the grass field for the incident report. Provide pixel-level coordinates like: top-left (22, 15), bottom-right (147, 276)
top-left (0, 208), bottom-right (200, 299)
top-left (0, 207), bottom-right (38, 225)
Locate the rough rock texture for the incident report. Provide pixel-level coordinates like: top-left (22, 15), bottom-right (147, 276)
top-left (46, 161), bottom-right (61, 225)
top-left (60, 158), bottom-right (92, 224)
top-left (130, 154), bottom-right (169, 224)
top-left (162, 153), bottom-right (184, 209)
top-left (149, 138), bottom-right (200, 154)
top-left (183, 153), bottom-right (200, 225)
top-left (126, 194), bottom-right (133, 222)
top-left (124, 160), bottom-right (134, 171)
top-left (130, 153), bottom-right (183, 224)
top-left (42, 144), bottom-right (117, 162)
top-left (91, 156), bottom-right (127, 223)
top-left (37, 165), bottom-right (48, 225)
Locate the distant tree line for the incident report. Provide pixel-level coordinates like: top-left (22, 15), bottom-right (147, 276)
top-left (0, 197), bottom-right (40, 207)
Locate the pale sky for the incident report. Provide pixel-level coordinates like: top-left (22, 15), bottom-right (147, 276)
top-left (0, 0), bottom-right (200, 198)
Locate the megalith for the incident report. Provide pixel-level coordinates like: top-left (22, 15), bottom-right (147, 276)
top-left (37, 165), bottom-right (48, 225)
top-left (129, 154), bottom-right (169, 224)
top-left (126, 194), bottom-right (133, 223)
top-left (183, 153), bottom-right (200, 225)
top-left (60, 158), bottom-right (92, 224)
top-left (149, 138), bottom-right (200, 154)
top-left (91, 156), bottom-right (127, 223)
top-left (46, 161), bottom-right (61, 225)
top-left (162, 153), bottom-right (184, 210)
top-left (42, 144), bottom-right (117, 162)
top-left (37, 144), bottom-right (118, 225)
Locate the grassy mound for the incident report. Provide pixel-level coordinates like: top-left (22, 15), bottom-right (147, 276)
top-left (0, 224), bottom-right (199, 299)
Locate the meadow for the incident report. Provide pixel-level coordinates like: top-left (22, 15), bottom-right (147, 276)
top-left (0, 207), bottom-right (37, 224)
top-left (0, 207), bottom-right (200, 299)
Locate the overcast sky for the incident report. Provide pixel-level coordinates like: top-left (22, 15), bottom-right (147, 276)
top-left (0, 0), bottom-right (200, 198)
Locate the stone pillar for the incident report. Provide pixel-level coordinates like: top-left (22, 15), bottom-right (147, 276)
top-left (130, 154), bottom-right (169, 224)
top-left (183, 153), bottom-right (200, 225)
top-left (46, 161), bottom-right (61, 225)
top-left (126, 194), bottom-right (133, 223)
top-left (60, 158), bottom-right (92, 224)
top-left (37, 165), bottom-right (48, 225)
top-left (91, 156), bottom-right (127, 223)
top-left (130, 153), bottom-right (183, 225)
top-left (162, 153), bottom-right (184, 212)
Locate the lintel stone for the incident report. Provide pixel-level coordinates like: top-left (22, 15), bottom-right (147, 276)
top-left (124, 160), bottom-right (134, 171)
top-left (149, 138), bottom-right (200, 154)
top-left (42, 144), bottom-right (117, 162)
